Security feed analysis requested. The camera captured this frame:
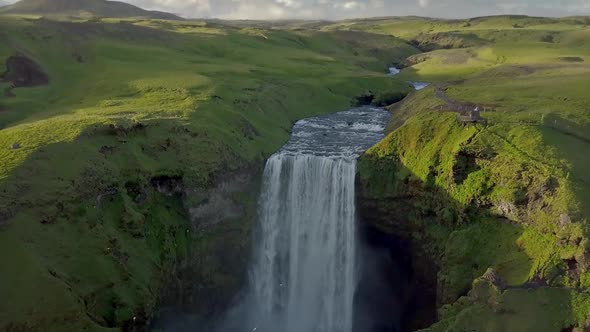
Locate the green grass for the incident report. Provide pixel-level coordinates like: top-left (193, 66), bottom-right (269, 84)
top-left (425, 286), bottom-right (590, 332)
top-left (356, 15), bottom-right (590, 332)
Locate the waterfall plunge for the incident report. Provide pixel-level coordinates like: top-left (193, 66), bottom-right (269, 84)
top-left (232, 107), bottom-right (391, 332)
top-left (250, 154), bottom-right (357, 332)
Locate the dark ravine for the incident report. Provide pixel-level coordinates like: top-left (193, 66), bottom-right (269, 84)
top-left (355, 184), bottom-right (439, 332)
top-left (354, 221), bottom-right (438, 332)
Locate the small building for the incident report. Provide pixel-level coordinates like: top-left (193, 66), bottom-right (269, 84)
top-left (458, 107), bottom-right (484, 123)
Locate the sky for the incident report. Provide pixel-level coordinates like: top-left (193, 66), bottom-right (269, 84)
top-left (2, 0), bottom-right (590, 19)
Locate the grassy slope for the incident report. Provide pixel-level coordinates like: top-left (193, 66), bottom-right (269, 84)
top-left (356, 16), bottom-right (590, 331)
top-left (0, 16), bottom-right (417, 331)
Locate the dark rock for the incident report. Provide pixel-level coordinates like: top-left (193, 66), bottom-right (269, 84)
top-left (40, 217), bottom-right (55, 225)
top-left (1, 55), bottom-right (49, 88)
top-left (125, 181), bottom-right (147, 205)
top-left (559, 56), bottom-right (584, 63)
top-left (351, 92), bottom-right (375, 107)
top-left (559, 214), bottom-right (572, 228)
top-left (108, 120), bottom-right (147, 137)
top-left (480, 268), bottom-right (506, 290)
top-left (151, 175), bottom-right (184, 197)
top-left (99, 145), bottom-right (116, 154)
top-left (565, 258), bottom-right (582, 283)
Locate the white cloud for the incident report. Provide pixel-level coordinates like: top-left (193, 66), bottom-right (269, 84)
top-left (338, 1), bottom-right (365, 10)
top-left (275, 0), bottom-right (303, 8)
top-left (418, 0), bottom-right (430, 8)
top-left (3, 0), bottom-right (590, 18)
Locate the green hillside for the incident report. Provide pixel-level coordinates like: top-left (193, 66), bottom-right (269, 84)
top-left (0, 15), bottom-right (416, 331)
top-left (356, 15), bottom-right (590, 332)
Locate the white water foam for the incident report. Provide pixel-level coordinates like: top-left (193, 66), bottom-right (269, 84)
top-left (249, 155), bottom-right (357, 332)
top-left (388, 67), bottom-right (401, 76)
top-left (350, 122), bottom-right (385, 132)
top-left (409, 82), bottom-right (430, 90)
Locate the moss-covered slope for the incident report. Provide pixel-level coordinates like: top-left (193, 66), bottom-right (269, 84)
top-left (357, 15), bottom-right (590, 331)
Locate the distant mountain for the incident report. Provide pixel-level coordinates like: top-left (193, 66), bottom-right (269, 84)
top-left (0, 0), bottom-right (182, 20)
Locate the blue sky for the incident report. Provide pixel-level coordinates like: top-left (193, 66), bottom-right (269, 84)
top-left (2, 0), bottom-right (590, 19)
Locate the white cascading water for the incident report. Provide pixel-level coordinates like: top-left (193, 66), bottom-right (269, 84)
top-left (245, 106), bottom-right (391, 332)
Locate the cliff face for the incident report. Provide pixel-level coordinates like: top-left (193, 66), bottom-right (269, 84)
top-left (356, 90), bottom-right (590, 331)
top-left (153, 164), bottom-right (263, 330)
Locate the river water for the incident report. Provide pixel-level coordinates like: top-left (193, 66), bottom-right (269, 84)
top-left (239, 107), bottom-right (391, 332)
top-left (388, 67), bottom-right (430, 91)
top-left (409, 82), bottom-right (430, 90)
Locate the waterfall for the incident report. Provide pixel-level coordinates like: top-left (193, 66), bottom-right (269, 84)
top-left (235, 107), bottom-right (391, 332)
top-left (250, 154), bottom-right (357, 332)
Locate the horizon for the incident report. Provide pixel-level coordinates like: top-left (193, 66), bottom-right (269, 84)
top-left (1, 0), bottom-right (590, 20)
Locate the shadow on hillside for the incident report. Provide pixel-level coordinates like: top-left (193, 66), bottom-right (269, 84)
top-left (353, 220), bottom-right (438, 332)
top-left (540, 116), bottom-right (590, 218)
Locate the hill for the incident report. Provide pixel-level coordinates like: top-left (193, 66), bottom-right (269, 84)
top-left (0, 0), bottom-right (182, 19)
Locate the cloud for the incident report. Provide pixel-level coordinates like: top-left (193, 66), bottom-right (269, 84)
top-left (418, 0), bottom-right (430, 8)
top-left (2, 0), bottom-right (590, 18)
top-left (335, 1), bottom-right (366, 10)
top-left (131, 0), bottom-right (590, 19)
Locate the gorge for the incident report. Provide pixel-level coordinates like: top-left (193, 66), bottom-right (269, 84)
top-left (215, 107), bottom-right (404, 332)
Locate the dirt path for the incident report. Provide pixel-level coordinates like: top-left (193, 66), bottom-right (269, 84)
top-left (433, 84), bottom-right (496, 114)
